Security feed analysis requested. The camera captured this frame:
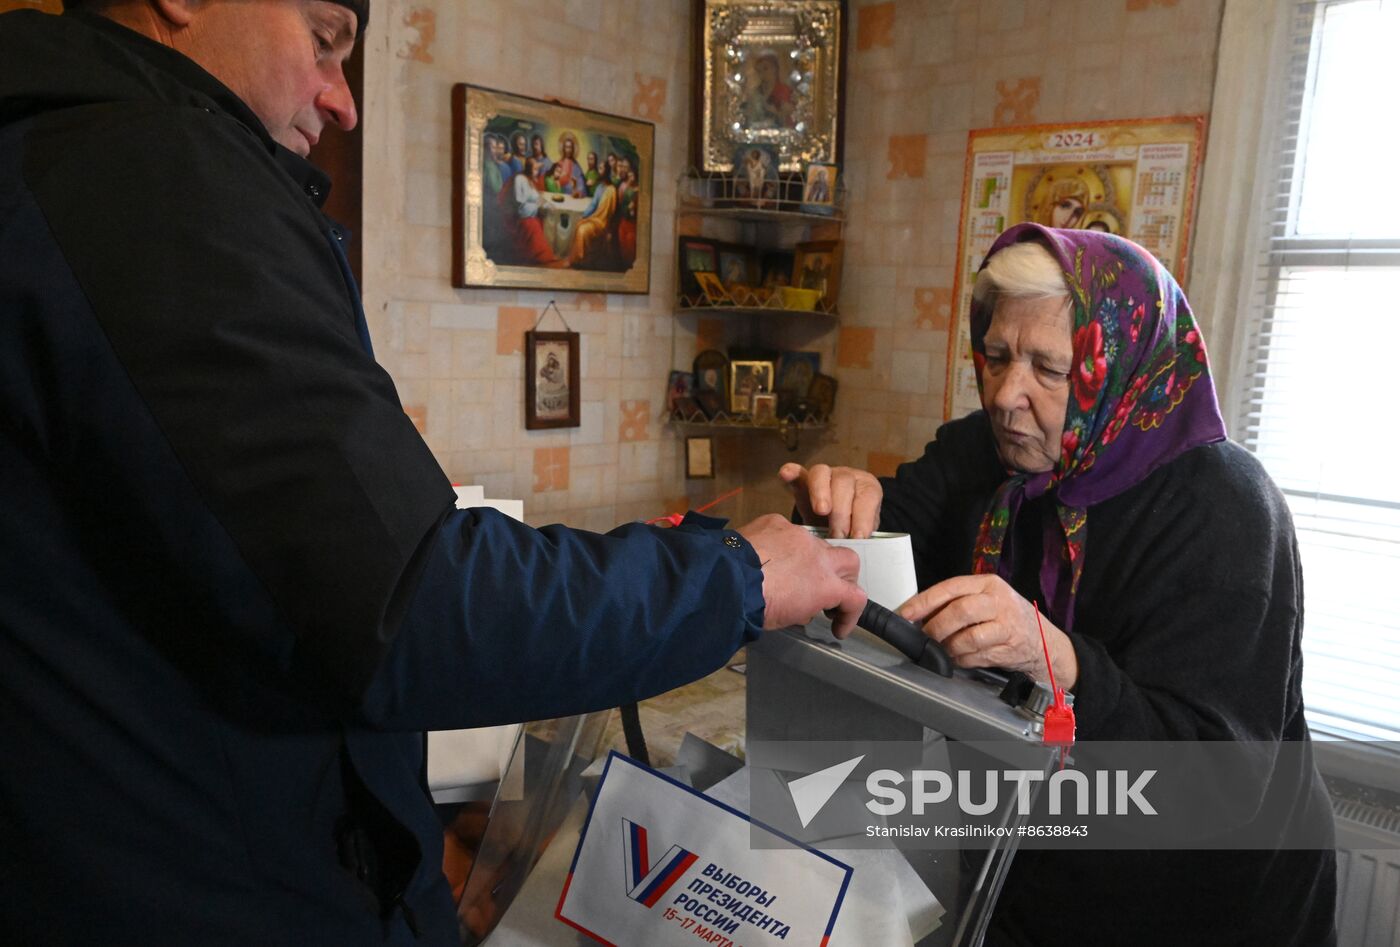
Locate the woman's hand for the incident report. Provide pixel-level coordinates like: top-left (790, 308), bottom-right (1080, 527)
top-left (899, 574), bottom-right (1079, 689)
top-left (778, 462), bottom-right (883, 539)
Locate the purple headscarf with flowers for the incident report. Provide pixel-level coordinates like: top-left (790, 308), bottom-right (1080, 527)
top-left (969, 223), bottom-right (1226, 631)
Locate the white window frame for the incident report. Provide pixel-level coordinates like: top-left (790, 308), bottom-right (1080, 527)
top-left (1192, 0), bottom-right (1400, 778)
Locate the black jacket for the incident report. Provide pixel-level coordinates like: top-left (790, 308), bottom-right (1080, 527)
top-left (0, 11), bottom-right (763, 943)
top-left (880, 412), bottom-right (1336, 946)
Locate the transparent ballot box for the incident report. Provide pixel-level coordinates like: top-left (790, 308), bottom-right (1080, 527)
top-left (457, 619), bottom-right (1057, 946)
top-left (444, 712), bottom-right (613, 944)
top-left (745, 620), bottom-right (1060, 947)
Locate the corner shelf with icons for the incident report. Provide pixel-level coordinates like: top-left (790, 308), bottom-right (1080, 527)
top-left (667, 167), bottom-right (846, 456)
top-left (663, 405), bottom-right (831, 452)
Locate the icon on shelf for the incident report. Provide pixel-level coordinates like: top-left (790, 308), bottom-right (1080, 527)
top-left (693, 271), bottom-right (729, 306)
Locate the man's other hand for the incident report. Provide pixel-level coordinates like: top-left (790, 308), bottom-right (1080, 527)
top-left (737, 515), bottom-right (867, 637)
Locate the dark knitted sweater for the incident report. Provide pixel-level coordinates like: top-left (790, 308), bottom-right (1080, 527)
top-left (879, 412), bottom-right (1336, 946)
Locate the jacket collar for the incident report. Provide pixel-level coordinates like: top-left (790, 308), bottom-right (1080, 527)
top-left (22, 11), bottom-right (332, 207)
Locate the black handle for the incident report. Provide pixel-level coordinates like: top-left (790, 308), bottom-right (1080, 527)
top-left (857, 600), bottom-right (953, 677)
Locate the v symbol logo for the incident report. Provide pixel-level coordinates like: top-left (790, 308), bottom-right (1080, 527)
top-left (621, 818), bottom-right (698, 908)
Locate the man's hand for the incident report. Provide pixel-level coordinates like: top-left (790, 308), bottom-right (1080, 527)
top-left (778, 463), bottom-right (883, 539)
top-left (899, 574), bottom-right (1079, 688)
top-left (737, 514), bottom-right (867, 637)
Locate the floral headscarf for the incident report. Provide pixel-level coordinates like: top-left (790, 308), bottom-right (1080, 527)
top-left (969, 223), bottom-right (1226, 631)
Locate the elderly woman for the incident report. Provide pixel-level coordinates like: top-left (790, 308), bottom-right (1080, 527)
top-left (782, 224), bottom-right (1335, 944)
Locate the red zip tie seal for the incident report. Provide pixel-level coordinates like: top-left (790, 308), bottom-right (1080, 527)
top-left (1033, 600), bottom-right (1076, 750)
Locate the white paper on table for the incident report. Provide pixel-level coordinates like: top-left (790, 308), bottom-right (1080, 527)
top-left (704, 766), bottom-right (944, 946)
top-left (428, 725), bottom-right (523, 803)
top-left (453, 485), bottom-right (486, 509)
top-left (481, 498), bottom-right (524, 522)
top-left (454, 485), bottom-right (524, 524)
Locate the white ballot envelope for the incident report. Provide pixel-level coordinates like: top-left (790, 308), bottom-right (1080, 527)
top-left (805, 527), bottom-right (919, 609)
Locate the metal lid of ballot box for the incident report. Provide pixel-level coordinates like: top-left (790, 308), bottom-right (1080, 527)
top-left (748, 621), bottom-right (1060, 947)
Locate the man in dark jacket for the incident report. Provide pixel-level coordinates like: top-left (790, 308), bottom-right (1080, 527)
top-left (0, 2), bottom-right (866, 943)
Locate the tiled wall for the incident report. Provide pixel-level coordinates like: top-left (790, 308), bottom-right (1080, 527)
top-left (0, 0), bottom-right (1225, 529)
top-left (361, 0), bottom-right (1226, 529)
top-left (725, 0), bottom-right (1226, 521)
top-left (362, 0), bottom-right (705, 532)
top-left (821, 0), bottom-right (1225, 483)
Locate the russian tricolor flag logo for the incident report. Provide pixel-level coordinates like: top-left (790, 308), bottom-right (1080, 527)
top-left (621, 818), bottom-right (698, 907)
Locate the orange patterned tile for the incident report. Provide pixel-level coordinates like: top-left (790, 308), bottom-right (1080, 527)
top-left (632, 73), bottom-right (667, 122)
top-left (404, 404), bottom-right (429, 436)
top-left (398, 8), bottom-right (436, 64)
top-left (573, 293), bottom-right (607, 311)
top-left (496, 306), bottom-right (537, 355)
top-left (886, 134), bottom-right (927, 180)
top-left (993, 77), bottom-right (1041, 126)
top-left (837, 327), bottom-right (877, 369)
top-left (913, 287), bottom-right (953, 331)
top-left (857, 3), bottom-right (896, 51)
top-left (532, 446), bottom-right (570, 493)
top-left (619, 400), bottom-right (650, 442)
top-left (676, 214), bottom-right (705, 238)
top-left (866, 450), bottom-right (905, 478)
top-left (695, 318), bottom-right (726, 356)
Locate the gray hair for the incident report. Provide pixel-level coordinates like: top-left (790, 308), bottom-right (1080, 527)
top-left (972, 241), bottom-right (1068, 305)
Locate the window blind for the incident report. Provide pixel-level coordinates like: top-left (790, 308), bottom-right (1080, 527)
top-left (1236, 0), bottom-right (1400, 741)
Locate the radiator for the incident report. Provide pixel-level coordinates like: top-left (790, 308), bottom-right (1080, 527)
top-left (1334, 797), bottom-right (1400, 946)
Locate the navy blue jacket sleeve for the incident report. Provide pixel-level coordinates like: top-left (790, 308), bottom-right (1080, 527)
top-left (22, 98), bottom-right (765, 725)
top-left (358, 510), bottom-right (765, 730)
